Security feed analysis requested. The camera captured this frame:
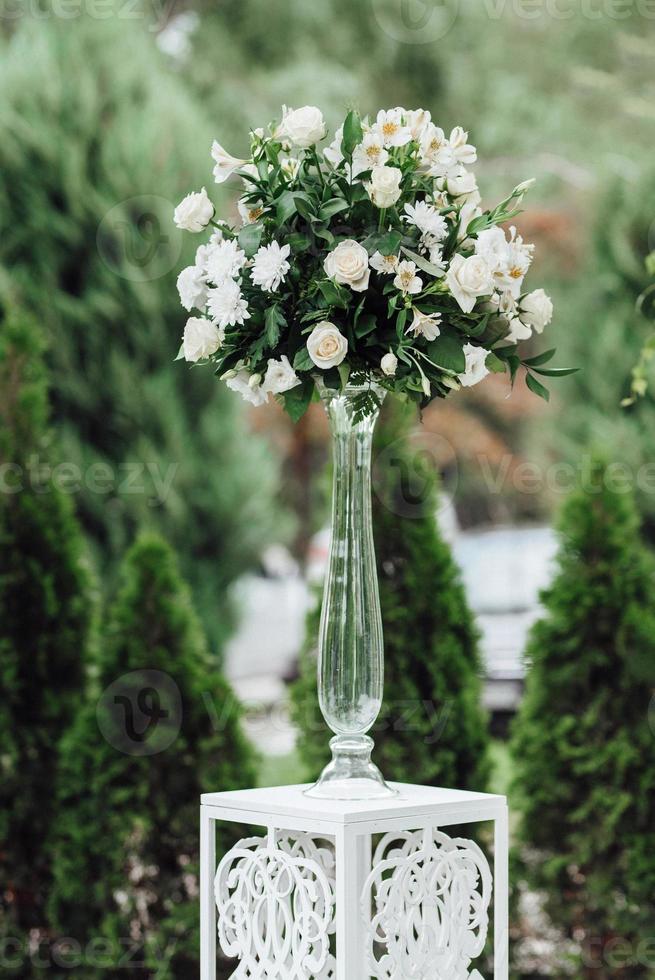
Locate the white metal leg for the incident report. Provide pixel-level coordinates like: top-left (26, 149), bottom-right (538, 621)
top-left (200, 808), bottom-right (216, 980)
top-left (494, 806), bottom-right (509, 980)
top-left (335, 828), bottom-right (360, 980)
top-left (356, 832), bottom-right (372, 979)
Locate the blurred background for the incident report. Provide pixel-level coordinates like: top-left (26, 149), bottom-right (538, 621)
top-left (1, 1), bottom-right (655, 978)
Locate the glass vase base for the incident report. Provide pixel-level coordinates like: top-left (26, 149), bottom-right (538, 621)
top-left (304, 735), bottom-right (397, 801)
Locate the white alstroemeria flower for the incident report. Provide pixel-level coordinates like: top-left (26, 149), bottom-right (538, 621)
top-left (373, 108), bottom-right (413, 148)
top-left (211, 141), bottom-right (249, 184)
top-left (394, 260), bottom-right (423, 296)
top-left (446, 254), bottom-right (494, 313)
top-left (182, 316), bottom-right (223, 362)
top-left (419, 124), bottom-right (456, 176)
top-left (403, 201), bottom-right (448, 240)
top-left (351, 133), bottom-right (389, 176)
top-left (225, 369), bottom-right (268, 406)
top-left (262, 354), bottom-right (300, 394)
top-left (519, 289), bottom-right (553, 334)
top-left (177, 265), bottom-right (208, 312)
top-left (324, 125), bottom-right (344, 167)
top-left (205, 239), bottom-right (247, 284)
top-left (381, 352), bottom-right (398, 377)
top-left (324, 240), bottom-right (370, 292)
top-left (366, 166), bottom-right (403, 208)
top-left (406, 108), bottom-right (432, 141)
top-left (239, 163), bottom-right (261, 186)
top-left (408, 309), bottom-right (442, 341)
top-left (459, 343), bottom-right (490, 388)
top-left (280, 156), bottom-right (301, 180)
top-left (251, 241), bottom-right (291, 293)
top-left (207, 280), bottom-right (251, 328)
top-left (173, 187), bottom-right (214, 233)
top-left (458, 199), bottom-right (483, 241)
top-left (278, 105), bottom-right (326, 148)
top-left (500, 228), bottom-right (535, 296)
top-left (448, 127), bottom-right (477, 167)
top-left (306, 321), bottom-right (349, 369)
top-left (237, 197), bottom-right (266, 225)
top-left (446, 170), bottom-right (480, 204)
top-left (369, 251), bottom-right (399, 275)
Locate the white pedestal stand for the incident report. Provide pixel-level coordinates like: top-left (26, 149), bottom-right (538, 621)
top-left (200, 783), bottom-right (508, 980)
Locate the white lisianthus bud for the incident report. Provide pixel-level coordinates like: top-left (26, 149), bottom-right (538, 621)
top-left (225, 369), bottom-right (268, 406)
top-left (182, 316), bottom-right (223, 362)
top-left (248, 373), bottom-right (262, 388)
top-left (211, 141), bottom-right (248, 184)
top-left (366, 165), bottom-right (403, 208)
top-left (519, 289), bottom-right (553, 334)
top-left (458, 343), bottom-right (491, 388)
top-left (445, 254), bottom-right (494, 313)
top-left (277, 105), bottom-right (326, 148)
top-left (324, 240), bottom-right (370, 292)
top-left (306, 321), bottom-right (349, 369)
top-left (174, 187), bottom-right (214, 233)
top-left (381, 352), bottom-right (398, 377)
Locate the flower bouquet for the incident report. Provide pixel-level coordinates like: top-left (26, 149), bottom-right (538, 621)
top-left (174, 106), bottom-right (573, 798)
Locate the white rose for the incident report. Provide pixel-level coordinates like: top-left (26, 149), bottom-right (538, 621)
top-left (366, 166), bottom-right (403, 208)
top-left (177, 265), bottom-right (208, 312)
top-left (324, 240), bottom-right (370, 292)
top-left (225, 369), bottom-right (268, 406)
top-left (211, 141), bottom-right (249, 184)
top-left (262, 355), bottom-right (301, 394)
top-left (182, 316), bottom-right (223, 362)
top-left (381, 352), bottom-right (398, 377)
top-left (278, 105), bottom-right (326, 148)
top-left (446, 254), bottom-right (494, 314)
top-left (307, 321), bottom-right (349, 370)
top-left (520, 289), bottom-right (553, 334)
top-left (174, 187), bottom-right (214, 233)
top-left (459, 343), bottom-right (490, 388)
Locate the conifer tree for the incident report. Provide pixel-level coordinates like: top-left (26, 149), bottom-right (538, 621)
top-left (511, 461), bottom-right (655, 979)
top-left (292, 404), bottom-right (490, 790)
top-left (48, 534), bottom-right (255, 979)
top-left (0, 302), bottom-right (92, 961)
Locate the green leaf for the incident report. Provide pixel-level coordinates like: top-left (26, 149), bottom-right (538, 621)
top-left (341, 110), bottom-right (363, 158)
top-left (318, 279), bottom-right (348, 308)
top-left (283, 377), bottom-right (314, 422)
top-left (523, 348), bottom-right (557, 367)
top-left (400, 246), bottom-right (445, 279)
top-left (425, 333), bottom-right (466, 374)
top-left (265, 304), bottom-right (286, 348)
top-left (526, 371), bottom-right (550, 401)
top-left (355, 313), bottom-right (377, 338)
top-left (276, 190), bottom-right (298, 224)
top-left (238, 222), bottom-right (264, 258)
top-left (319, 198), bottom-right (349, 221)
top-left (531, 366), bottom-right (580, 378)
top-left (396, 308), bottom-right (408, 337)
top-left (293, 346), bottom-right (314, 371)
top-left (294, 195), bottom-right (315, 221)
top-left (376, 230), bottom-right (403, 255)
top-left (286, 232), bottom-right (311, 252)
top-left (174, 343), bottom-right (185, 362)
top-left (486, 352), bottom-right (506, 374)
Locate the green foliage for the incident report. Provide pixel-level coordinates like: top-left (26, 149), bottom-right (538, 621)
top-left (0, 13), bottom-right (283, 650)
top-left (48, 533), bottom-right (255, 979)
top-left (511, 462), bottom-right (655, 978)
top-left (0, 303), bottom-right (93, 958)
top-left (291, 403), bottom-right (490, 790)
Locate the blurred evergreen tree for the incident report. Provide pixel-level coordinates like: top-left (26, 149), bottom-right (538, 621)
top-left (291, 404), bottom-right (490, 790)
top-left (49, 533), bottom-right (255, 979)
top-left (0, 301), bottom-right (93, 972)
top-left (511, 461), bottom-right (655, 979)
top-left (0, 12), bottom-right (283, 651)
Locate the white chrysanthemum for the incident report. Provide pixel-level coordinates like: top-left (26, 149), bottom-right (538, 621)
top-left (205, 239), bottom-right (247, 284)
top-left (426, 243), bottom-right (446, 277)
top-left (408, 309), bottom-right (442, 341)
top-left (459, 344), bottom-right (490, 388)
top-left (393, 260), bottom-right (423, 296)
top-left (182, 317), bottom-right (223, 362)
top-left (207, 280), bottom-right (251, 328)
top-left (373, 108), bottom-right (413, 148)
top-left (351, 133), bottom-right (389, 176)
top-left (251, 241), bottom-right (291, 293)
top-left (177, 265), bottom-right (208, 312)
top-left (403, 201), bottom-right (448, 240)
top-left (369, 251), bottom-right (399, 274)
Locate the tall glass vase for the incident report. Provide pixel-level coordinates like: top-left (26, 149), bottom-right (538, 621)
top-left (305, 382), bottom-right (396, 800)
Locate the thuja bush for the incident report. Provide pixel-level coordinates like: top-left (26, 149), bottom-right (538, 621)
top-left (0, 302), bottom-right (93, 970)
top-left (48, 534), bottom-right (255, 979)
top-left (292, 404), bottom-right (490, 790)
top-left (0, 12), bottom-right (282, 650)
top-left (511, 461), bottom-right (655, 979)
